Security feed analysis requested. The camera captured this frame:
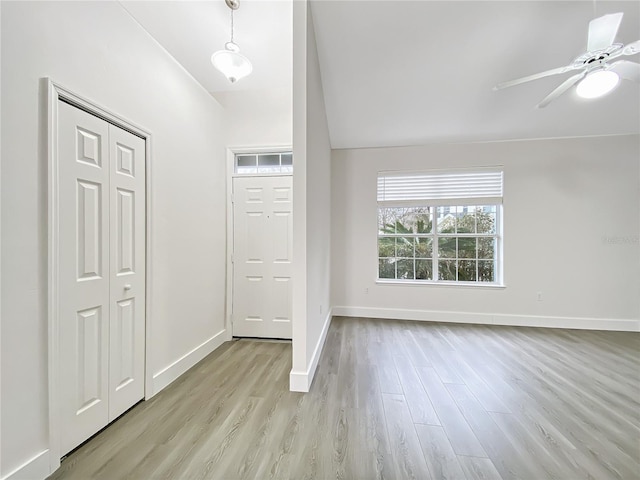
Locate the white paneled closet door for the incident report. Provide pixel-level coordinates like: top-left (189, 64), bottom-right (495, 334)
top-left (108, 121), bottom-right (146, 421)
top-left (58, 102), bottom-right (146, 455)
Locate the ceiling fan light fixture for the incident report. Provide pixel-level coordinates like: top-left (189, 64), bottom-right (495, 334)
top-left (576, 69), bottom-right (620, 99)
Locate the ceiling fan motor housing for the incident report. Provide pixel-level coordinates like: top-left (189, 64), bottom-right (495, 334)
top-left (572, 44), bottom-right (623, 69)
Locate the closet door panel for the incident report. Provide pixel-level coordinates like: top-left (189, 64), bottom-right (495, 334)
top-left (58, 101), bottom-right (111, 455)
top-left (108, 124), bottom-right (146, 421)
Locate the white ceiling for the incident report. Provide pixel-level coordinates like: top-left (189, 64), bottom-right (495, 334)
top-left (311, 0), bottom-right (640, 148)
top-left (120, 0), bottom-right (292, 94)
top-left (121, 1), bottom-right (639, 149)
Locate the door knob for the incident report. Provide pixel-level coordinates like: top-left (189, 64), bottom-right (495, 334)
top-left (124, 284), bottom-right (132, 291)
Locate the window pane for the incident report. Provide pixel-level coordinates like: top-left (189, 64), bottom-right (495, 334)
top-left (236, 166), bottom-right (257, 174)
top-left (378, 237), bottom-right (395, 257)
top-left (415, 238), bottom-right (433, 258)
top-left (439, 238), bottom-right (457, 258)
top-left (396, 208), bottom-right (418, 234)
top-left (237, 155), bottom-right (256, 167)
top-left (478, 238), bottom-right (495, 260)
top-left (438, 260), bottom-right (457, 280)
top-left (458, 260), bottom-right (477, 281)
top-left (281, 153), bottom-right (293, 165)
top-left (236, 155), bottom-right (257, 174)
top-left (379, 208), bottom-right (403, 234)
top-left (396, 237), bottom-right (415, 258)
top-left (378, 208), bottom-right (391, 234)
top-left (457, 206), bottom-right (476, 233)
top-left (379, 258), bottom-right (396, 279)
top-left (478, 260), bottom-right (494, 282)
top-left (258, 154), bottom-right (280, 166)
top-left (257, 165), bottom-right (281, 174)
top-left (417, 209), bottom-right (432, 233)
top-left (416, 259), bottom-right (433, 280)
top-left (477, 207), bottom-right (496, 234)
top-left (458, 237), bottom-right (476, 259)
top-left (396, 207), bottom-right (432, 233)
top-left (437, 207), bottom-right (456, 233)
top-left (397, 259), bottom-right (415, 279)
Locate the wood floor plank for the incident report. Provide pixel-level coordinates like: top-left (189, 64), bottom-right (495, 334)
top-left (449, 353), bottom-right (512, 414)
top-left (381, 393), bottom-right (433, 480)
top-left (432, 403), bottom-right (488, 458)
top-left (377, 364), bottom-right (404, 395)
top-left (393, 355), bottom-right (440, 426)
top-left (416, 366), bottom-right (457, 407)
top-left (415, 424), bottom-right (466, 480)
top-left (457, 455), bottom-right (503, 480)
top-left (446, 383), bottom-right (545, 480)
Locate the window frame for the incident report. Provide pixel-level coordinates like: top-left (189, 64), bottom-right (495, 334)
top-left (234, 151), bottom-right (293, 175)
top-left (376, 169), bottom-right (504, 287)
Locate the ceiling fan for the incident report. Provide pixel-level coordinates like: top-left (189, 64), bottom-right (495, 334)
top-left (494, 12), bottom-right (640, 108)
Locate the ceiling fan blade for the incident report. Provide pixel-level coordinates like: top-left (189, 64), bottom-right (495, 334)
top-left (536, 71), bottom-right (587, 108)
top-left (610, 60), bottom-right (640, 82)
top-left (493, 65), bottom-right (575, 91)
top-left (623, 40), bottom-right (640, 56)
top-left (587, 12), bottom-right (623, 52)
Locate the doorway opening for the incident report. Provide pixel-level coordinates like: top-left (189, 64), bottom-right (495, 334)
top-left (226, 148), bottom-right (293, 340)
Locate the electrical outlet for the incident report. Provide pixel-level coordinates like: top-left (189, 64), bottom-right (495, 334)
top-left (320, 304), bottom-right (323, 315)
top-left (537, 291), bottom-right (543, 302)
top-left (364, 287), bottom-right (369, 294)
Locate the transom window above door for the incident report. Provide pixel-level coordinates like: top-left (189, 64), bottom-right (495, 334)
top-left (235, 152), bottom-right (293, 174)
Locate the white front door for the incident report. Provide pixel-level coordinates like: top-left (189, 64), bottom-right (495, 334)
top-left (232, 176), bottom-right (293, 339)
top-left (58, 101), bottom-right (146, 455)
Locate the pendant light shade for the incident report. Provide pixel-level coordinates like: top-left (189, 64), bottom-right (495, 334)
top-left (212, 42), bottom-right (252, 83)
top-left (213, 0), bottom-right (252, 83)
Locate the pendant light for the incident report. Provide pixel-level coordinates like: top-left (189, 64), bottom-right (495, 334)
top-left (212, 0), bottom-right (252, 83)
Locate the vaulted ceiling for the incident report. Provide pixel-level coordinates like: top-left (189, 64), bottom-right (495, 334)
top-left (123, 0), bottom-right (639, 149)
top-left (121, 0), bottom-right (292, 94)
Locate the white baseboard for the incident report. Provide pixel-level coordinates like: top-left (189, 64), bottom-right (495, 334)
top-left (151, 329), bottom-right (228, 396)
top-left (290, 308), bottom-right (333, 392)
top-left (332, 306), bottom-right (640, 332)
top-left (2, 450), bottom-right (50, 480)
top-left (289, 370), bottom-right (309, 393)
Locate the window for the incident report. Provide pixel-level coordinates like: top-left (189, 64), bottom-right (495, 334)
top-left (235, 152), bottom-right (293, 174)
top-left (377, 170), bottom-right (503, 284)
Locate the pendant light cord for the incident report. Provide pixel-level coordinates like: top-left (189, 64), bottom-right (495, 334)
top-left (230, 8), bottom-right (235, 44)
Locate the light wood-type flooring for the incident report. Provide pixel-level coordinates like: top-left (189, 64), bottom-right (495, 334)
top-left (49, 317), bottom-right (640, 479)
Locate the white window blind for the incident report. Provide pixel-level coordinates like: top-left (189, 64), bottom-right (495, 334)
top-left (377, 170), bottom-right (503, 205)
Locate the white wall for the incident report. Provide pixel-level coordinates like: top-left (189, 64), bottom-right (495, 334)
top-left (304, 5), bottom-right (332, 381)
top-left (214, 87), bottom-right (292, 147)
top-left (332, 135), bottom-right (640, 331)
top-left (290, 1), bottom-right (332, 392)
top-left (1, 2), bottom-right (228, 477)
top-left (0, 3), bottom-right (3, 476)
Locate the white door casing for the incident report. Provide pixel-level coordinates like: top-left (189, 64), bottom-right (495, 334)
top-left (58, 101), bottom-right (145, 455)
top-left (232, 176), bottom-right (293, 339)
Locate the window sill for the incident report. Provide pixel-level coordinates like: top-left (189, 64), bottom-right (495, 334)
top-left (376, 280), bottom-right (506, 289)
